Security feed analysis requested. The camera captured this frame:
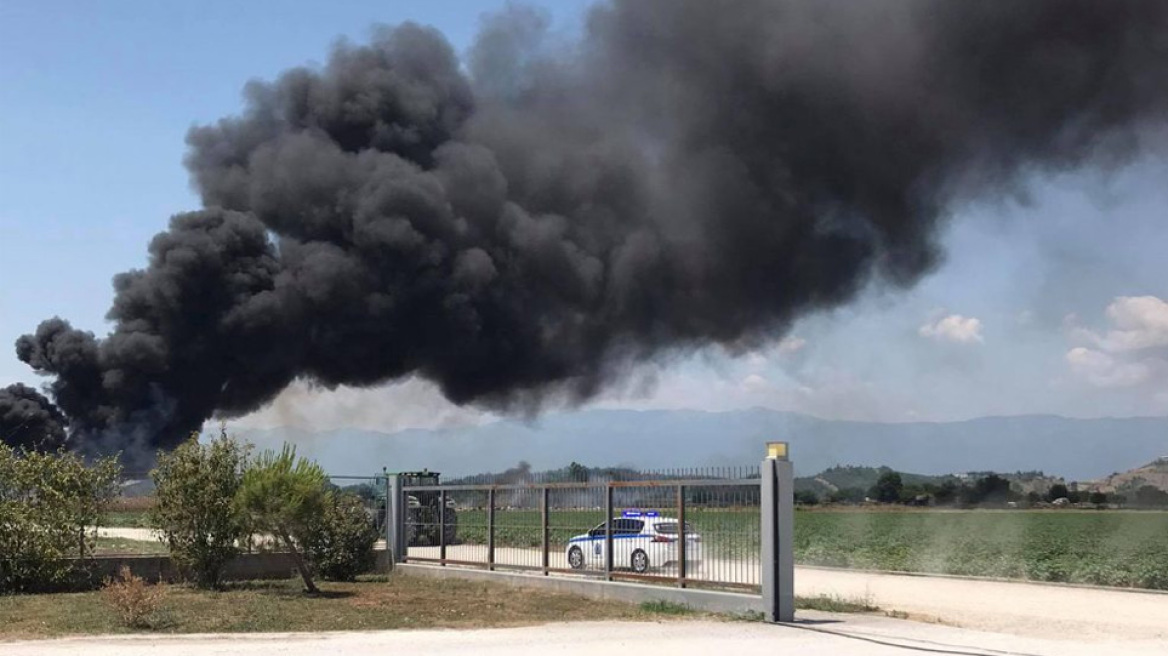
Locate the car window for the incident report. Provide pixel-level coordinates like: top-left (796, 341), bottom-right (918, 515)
top-left (654, 522), bottom-right (695, 535)
top-left (612, 519), bottom-right (644, 534)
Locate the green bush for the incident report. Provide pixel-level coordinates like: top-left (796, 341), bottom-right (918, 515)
top-left (0, 445), bottom-right (120, 593)
top-left (149, 431), bottom-right (250, 589)
top-left (303, 492), bottom-right (379, 581)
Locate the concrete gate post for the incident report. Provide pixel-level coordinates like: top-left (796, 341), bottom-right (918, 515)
top-left (761, 442), bottom-right (794, 622)
top-left (386, 473), bottom-right (405, 564)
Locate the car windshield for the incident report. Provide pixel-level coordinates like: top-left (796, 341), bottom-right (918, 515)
top-left (654, 522), bottom-right (695, 535)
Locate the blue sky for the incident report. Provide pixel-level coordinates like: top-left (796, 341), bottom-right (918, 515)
top-left (3, 1), bottom-right (1167, 432)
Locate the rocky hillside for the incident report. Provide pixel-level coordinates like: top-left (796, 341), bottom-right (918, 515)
top-left (1088, 457), bottom-right (1168, 494)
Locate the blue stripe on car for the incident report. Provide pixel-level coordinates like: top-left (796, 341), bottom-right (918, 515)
top-left (567, 534), bottom-right (654, 544)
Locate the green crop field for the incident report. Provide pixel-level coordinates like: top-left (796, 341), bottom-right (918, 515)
top-left (446, 507), bottom-right (1168, 590)
top-left (795, 510), bottom-right (1168, 589)
top-left (451, 508), bottom-right (758, 552)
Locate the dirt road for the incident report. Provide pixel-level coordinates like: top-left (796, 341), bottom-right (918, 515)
top-left (405, 544), bottom-right (1168, 642)
top-left (4, 617), bottom-right (1168, 656)
top-left (100, 531), bottom-right (1168, 642)
top-left (797, 566), bottom-right (1168, 641)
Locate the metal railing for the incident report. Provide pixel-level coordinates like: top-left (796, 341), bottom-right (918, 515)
top-left (398, 469), bottom-right (762, 591)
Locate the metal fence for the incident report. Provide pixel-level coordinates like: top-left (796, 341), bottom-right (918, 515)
top-left (398, 467), bottom-right (762, 591)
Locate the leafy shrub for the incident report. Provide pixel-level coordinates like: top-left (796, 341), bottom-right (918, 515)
top-left (149, 431), bottom-right (250, 589)
top-left (303, 492), bottom-right (379, 581)
top-left (101, 565), bottom-right (165, 628)
top-left (0, 445), bottom-right (120, 593)
top-left (235, 445), bottom-right (329, 592)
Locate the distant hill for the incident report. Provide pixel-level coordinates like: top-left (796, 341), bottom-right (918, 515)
top-left (1088, 457), bottom-right (1168, 494)
top-left (233, 408), bottom-right (1168, 482)
top-left (793, 465), bottom-right (959, 497)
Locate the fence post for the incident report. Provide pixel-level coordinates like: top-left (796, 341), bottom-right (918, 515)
top-left (761, 442), bottom-right (794, 622)
top-left (487, 488), bottom-right (496, 571)
top-left (386, 473), bottom-right (404, 564)
top-left (604, 484), bottom-right (614, 580)
top-left (439, 489), bottom-right (447, 566)
top-left (541, 486), bottom-right (550, 575)
top-left (677, 484), bottom-right (687, 588)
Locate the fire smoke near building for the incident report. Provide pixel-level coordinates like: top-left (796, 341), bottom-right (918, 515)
top-left (6, 1), bottom-right (1168, 457)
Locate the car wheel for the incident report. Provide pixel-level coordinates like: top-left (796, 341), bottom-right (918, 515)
top-left (568, 546), bottom-right (585, 570)
top-left (631, 549), bottom-right (650, 573)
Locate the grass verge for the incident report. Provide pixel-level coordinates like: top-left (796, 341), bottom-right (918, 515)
top-left (795, 594), bottom-right (879, 614)
top-left (0, 574), bottom-right (670, 639)
top-left (730, 595), bottom-right (879, 622)
top-left (639, 600), bottom-right (695, 615)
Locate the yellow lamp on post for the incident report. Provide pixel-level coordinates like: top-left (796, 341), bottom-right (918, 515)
top-left (766, 441), bottom-right (789, 461)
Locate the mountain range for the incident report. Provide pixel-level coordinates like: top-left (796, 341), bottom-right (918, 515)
top-left (234, 408), bottom-right (1168, 482)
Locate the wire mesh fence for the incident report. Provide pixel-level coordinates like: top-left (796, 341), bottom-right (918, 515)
top-left (402, 467), bottom-right (761, 591)
top-left (328, 475), bottom-right (388, 537)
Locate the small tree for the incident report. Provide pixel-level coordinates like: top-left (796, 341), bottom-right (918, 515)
top-left (1045, 483), bottom-right (1070, 502)
top-left (972, 475), bottom-right (1012, 506)
top-left (933, 481), bottom-right (959, 506)
top-left (794, 490), bottom-right (820, 505)
top-left (567, 461), bottom-right (589, 482)
top-left (149, 431), bottom-right (250, 589)
top-left (869, 471), bottom-right (903, 504)
top-left (235, 445), bottom-right (328, 592)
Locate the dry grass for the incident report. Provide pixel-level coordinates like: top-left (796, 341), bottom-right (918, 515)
top-left (794, 593), bottom-right (879, 614)
top-left (0, 574), bottom-right (679, 639)
top-left (107, 496), bottom-right (157, 512)
top-left (100, 566), bottom-right (166, 628)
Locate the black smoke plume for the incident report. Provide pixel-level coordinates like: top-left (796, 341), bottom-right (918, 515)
top-left (0, 384), bottom-right (67, 451)
top-left (16, 0), bottom-right (1168, 456)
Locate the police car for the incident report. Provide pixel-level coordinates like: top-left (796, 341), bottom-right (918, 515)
top-left (565, 511), bottom-right (702, 574)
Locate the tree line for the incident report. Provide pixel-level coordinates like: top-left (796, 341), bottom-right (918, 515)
top-left (795, 471), bottom-right (1168, 508)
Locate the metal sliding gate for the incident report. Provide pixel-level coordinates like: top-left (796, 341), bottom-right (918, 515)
top-left (396, 472), bottom-right (762, 591)
top-left (389, 444), bottom-right (794, 621)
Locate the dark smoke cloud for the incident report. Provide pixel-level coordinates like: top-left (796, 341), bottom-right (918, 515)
top-left (17, 0), bottom-right (1168, 456)
top-left (0, 384), bottom-right (67, 451)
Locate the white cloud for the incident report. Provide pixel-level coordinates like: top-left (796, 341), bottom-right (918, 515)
top-left (1065, 347), bottom-right (1151, 388)
top-left (1095, 296), bottom-right (1168, 352)
top-left (738, 336), bottom-right (806, 370)
top-left (744, 353), bottom-right (770, 369)
top-left (739, 373), bottom-right (772, 393)
top-left (918, 314), bottom-right (984, 344)
top-left (776, 336), bottom-right (807, 355)
top-left (1065, 296), bottom-right (1168, 392)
